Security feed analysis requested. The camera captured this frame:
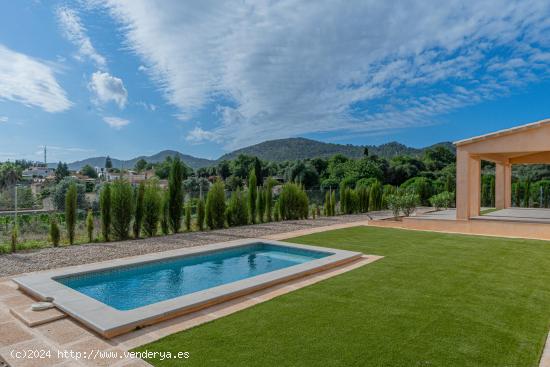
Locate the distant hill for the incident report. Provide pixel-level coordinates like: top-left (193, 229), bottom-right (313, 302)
top-left (60, 138), bottom-right (455, 171)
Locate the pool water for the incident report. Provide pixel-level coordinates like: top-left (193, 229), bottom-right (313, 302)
top-left (55, 243), bottom-right (331, 310)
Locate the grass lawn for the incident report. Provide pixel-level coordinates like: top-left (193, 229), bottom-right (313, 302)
top-left (135, 227), bottom-right (550, 366)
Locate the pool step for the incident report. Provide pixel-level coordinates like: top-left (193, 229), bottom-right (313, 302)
top-left (9, 297), bottom-right (66, 327)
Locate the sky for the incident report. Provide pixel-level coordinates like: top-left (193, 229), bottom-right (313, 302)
top-left (0, 0), bottom-right (550, 163)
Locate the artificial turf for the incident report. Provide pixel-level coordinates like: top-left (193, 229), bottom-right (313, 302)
top-left (134, 226), bottom-right (550, 366)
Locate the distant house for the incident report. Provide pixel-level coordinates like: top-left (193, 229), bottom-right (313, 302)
top-left (22, 166), bottom-right (54, 179)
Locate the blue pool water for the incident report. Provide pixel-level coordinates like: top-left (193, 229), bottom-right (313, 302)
top-left (55, 243), bottom-right (330, 310)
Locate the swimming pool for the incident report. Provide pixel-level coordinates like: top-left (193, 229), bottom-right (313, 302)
top-left (55, 243), bottom-right (331, 310)
top-left (14, 239), bottom-right (361, 337)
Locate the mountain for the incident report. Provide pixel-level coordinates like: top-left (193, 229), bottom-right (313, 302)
top-left (60, 138), bottom-right (455, 171)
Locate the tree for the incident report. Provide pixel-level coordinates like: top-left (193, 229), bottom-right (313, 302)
top-left (80, 164), bottom-right (98, 179)
top-left (248, 169), bottom-right (257, 223)
top-left (65, 183), bottom-right (77, 245)
top-left (256, 187), bottom-right (266, 223)
top-left (55, 162), bottom-right (70, 183)
top-left (111, 179), bottom-right (134, 240)
top-left (0, 162), bottom-right (22, 189)
top-left (100, 183), bottom-right (111, 241)
top-left (160, 191), bottom-right (170, 235)
top-left (52, 178), bottom-right (86, 211)
top-left (49, 215), bottom-right (60, 247)
top-left (105, 156), bottom-right (113, 169)
top-left (231, 154), bottom-right (256, 178)
top-left (205, 179), bottom-right (226, 229)
top-left (265, 180), bottom-right (274, 222)
top-left (254, 157), bottom-right (263, 185)
top-left (369, 181), bottom-right (383, 211)
top-left (168, 158), bottom-right (184, 233)
top-left (286, 161), bottom-right (319, 188)
top-left (133, 182), bottom-right (145, 238)
top-left (364, 147), bottom-right (369, 157)
top-left (86, 209), bottom-right (94, 242)
top-left (217, 160), bottom-right (231, 179)
top-left (143, 181), bottom-right (161, 237)
top-left (278, 183), bottom-right (309, 220)
top-left (197, 197), bottom-right (205, 231)
top-left (185, 202), bottom-right (192, 231)
top-left (423, 146), bottom-right (455, 171)
top-left (134, 158), bottom-right (148, 172)
top-left (226, 188), bottom-right (249, 226)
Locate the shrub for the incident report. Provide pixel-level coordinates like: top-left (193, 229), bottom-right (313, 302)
top-left (331, 191), bottom-right (336, 215)
top-left (86, 209), bottom-right (94, 242)
top-left (100, 183), bottom-right (111, 241)
top-left (401, 177), bottom-right (433, 206)
top-left (184, 201), bottom-right (192, 231)
top-left (49, 215), bottom-right (60, 247)
top-left (311, 206), bottom-right (316, 219)
top-left (65, 183), bottom-right (77, 245)
top-left (278, 183), bottom-right (309, 220)
top-left (11, 225), bottom-right (17, 253)
top-left (133, 182), bottom-right (145, 238)
top-left (205, 180), bottom-right (226, 229)
top-left (265, 182), bottom-right (273, 222)
top-left (401, 192), bottom-right (420, 216)
top-left (227, 188), bottom-right (249, 226)
top-left (357, 186), bottom-right (369, 213)
top-left (168, 158), bottom-right (184, 233)
top-left (369, 180), bottom-right (383, 211)
top-left (143, 182), bottom-right (161, 237)
top-left (111, 179), bottom-right (134, 241)
top-left (381, 185), bottom-right (397, 210)
top-left (324, 191), bottom-right (330, 216)
top-left (248, 169), bottom-right (257, 223)
top-left (386, 194), bottom-right (402, 218)
top-left (197, 197), bottom-right (205, 231)
top-left (273, 200), bottom-right (280, 221)
top-left (160, 191), bottom-right (170, 235)
top-left (429, 191), bottom-right (455, 210)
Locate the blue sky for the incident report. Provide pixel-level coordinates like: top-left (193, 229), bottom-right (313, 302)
top-left (1, 1), bottom-right (550, 163)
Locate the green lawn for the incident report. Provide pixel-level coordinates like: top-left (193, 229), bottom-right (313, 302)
top-left (135, 227), bottom-right (550, 367)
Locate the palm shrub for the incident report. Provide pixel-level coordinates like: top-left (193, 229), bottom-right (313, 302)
top-left (143, 181), bottom-right (161, 237)
top-left (227, 188), bottom-right (249, 226)
top-left (168, 158), bottom-right (184, 233)
top-left (197, 197), bottom-right (206, 231)
top-left (111, 179), bottom-right (134, 241)
top-left (65, 183), bottom-right (77, 244)
top-left (256, 187), bottom-right (266, 223)
top-left (49, 215), bottom-right (60, 247)
top-left (99, 183), bottom-right (111, 241)
top-left (357, 186), bottom-right (369, 213)
top-left (133, 182), bottom-right (145, 238)
top-left (205, 179), bottom-right (226, 229)
top-left (265, 180), bottom-right (273, 222)
top-left (278, 183), bottom-right (309, 220)
top-left (248, 169), bottom-right (257, 223)
top-left (184, 201), bottom-right (192, 231)
top-left (369, 180), bottom-right (383, 211)
top-left (160, 191), bottom-right (170, 235)
top-left (86, 209), bottom-right (94, 242)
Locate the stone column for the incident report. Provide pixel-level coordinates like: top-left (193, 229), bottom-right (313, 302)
top-left (456, 148), bottom-right (481, 220)
top-left (495, 160), bottom-right (512, 209)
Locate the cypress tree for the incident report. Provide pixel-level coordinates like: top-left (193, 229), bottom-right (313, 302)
top-left (256, 187), bottom-right (266, 223)
top-left (86, 209), bottom-right (94, 242)
top-left (265, 180), bottom-right (273, 222)
top-left (160, 191), bottom-right (170, 235)
top-left (205, 180), bottom-right (226, 229)
top-left (111, 179), bottom-right (134, 241)
top-left (65, 183), bottom-right (77, 245)
top-left (168, 157), bottom-right (184, 233)
top-left (50, 215), bottom-right (60, 247)
top-left (100, 183), bottom-right (111, 241)
top-left (185, 201), bottom-right (192, 231)
top-left (248, 169), bottom-right (257, 223)
top-left (143, 182), bottom-right (161, 237)
top-left (197, 197), bottom-right (206, 231)
top-left (133, 182), bottom-right (145, 238)
top-left (331, 190), bottom-right (336, 215)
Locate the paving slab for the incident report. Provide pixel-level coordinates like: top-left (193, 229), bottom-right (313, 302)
top-left (10, 305), bottom-right (66, 327)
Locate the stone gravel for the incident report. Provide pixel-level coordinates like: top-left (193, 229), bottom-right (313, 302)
top-left (0, 213), bottom-right (388, 277)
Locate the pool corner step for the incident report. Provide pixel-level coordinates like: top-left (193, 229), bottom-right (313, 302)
top-left (9, 302), bottom-right (66, 327)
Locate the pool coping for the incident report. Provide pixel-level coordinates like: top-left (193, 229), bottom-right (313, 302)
top-left (12, 238), bottom-right (362, 338)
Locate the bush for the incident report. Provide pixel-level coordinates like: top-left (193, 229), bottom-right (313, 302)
top-left (205, 180), bottom-right (226, 229)
top-left (227, 188), bottom-right (249, 226)
top-left (11, 225), bottom-right (17, 253)
top-left (99, 183), bottom-right (111, 241)
top-left (357, 186), bottom-right (369, 213)
top-left (331, 191), bottom-right (336, 215)
top-left (386, 191), bottom-right (420, 218)
top-left (401, 177), bottom-right (433, 206)
top-left (143, 181), bottom-right (161, 237)
top-left (273, 201), bottom-right (280, 221)
top-left (133, 182), bottom-right (145, 238)
top-left (340, 187), bottom-right (357, 214)
top-left (429, 191), bottom-right (455, 210)
top-left (184, 202), bottom-right (192, 231)
top-left (86, 209), bottom-right (94, 242)
top-left (369, 180), bottom-right (383, 211)
top-left (111, 179), bottom-right (134, 241)
top-left (324, 191), bottom-right (330, 216)
top-left (386, 194), bottom-right (402, 218)
top-left (278, 183), bottom-right (309, 220)
top-left (65, 183), bottom-right (77, 244)
top-left (197, 197), bottom-right (205, 231)
top-left (248, 169), bottom-right (257, 223)
top-left (168, 158), bottom-right (185, 233)
top-left (49, 215), bottom-right (60, 247)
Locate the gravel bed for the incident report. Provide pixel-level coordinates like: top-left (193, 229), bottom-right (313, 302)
top-left (0, 213), bottom-right (389, 277)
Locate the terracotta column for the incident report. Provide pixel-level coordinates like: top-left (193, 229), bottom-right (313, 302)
top-left (495, 160), bottom-right (512, 209)
top-left (456, 148), bottom-right (481, 220)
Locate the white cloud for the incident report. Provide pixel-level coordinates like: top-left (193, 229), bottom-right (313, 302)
top-left (103, 116), bottom-right (130, 129)
top-left (89, 71), bottom-right (128, 108)
top-left (0, 44), bottom-right (71, 113)
top-left (0, 116), bottom-right (7, 123)
top-left (99, 0), bottom-right (550, 149)
top-left (56, 6), bottom-right (106, 68)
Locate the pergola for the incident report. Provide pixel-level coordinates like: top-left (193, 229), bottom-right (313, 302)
top-left (454, 119), bottom-right (550, 220)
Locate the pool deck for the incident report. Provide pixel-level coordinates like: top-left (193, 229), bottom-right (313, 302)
top-left (0, 221), bottom-right (384, 367)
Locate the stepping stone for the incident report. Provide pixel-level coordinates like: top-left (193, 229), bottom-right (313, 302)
top-left (10, 304), bottom-right (66, 327)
